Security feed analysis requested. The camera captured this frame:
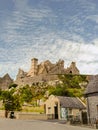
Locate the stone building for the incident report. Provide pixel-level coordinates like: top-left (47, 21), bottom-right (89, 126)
top-left (85, 75), bottom-right (98, 124)
top-left (0, 73), bottom-right (13, 90)
top-left (44, 95), bottom-right (86, 121)
top-left (15, 58), bottom-right (80, 86)
top-left (27, 58), bottom-right (65, 77)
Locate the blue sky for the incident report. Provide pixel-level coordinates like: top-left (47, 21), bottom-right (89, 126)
top-left (0, 0), bottom-right (98, 79)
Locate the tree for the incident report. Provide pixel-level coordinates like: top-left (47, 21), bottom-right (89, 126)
top-left (19, 85), bottom-right (33, 103)
top-left (1, 89), bottom-right (21, 112)
top-left (50, 74), bottom-right (87, 97)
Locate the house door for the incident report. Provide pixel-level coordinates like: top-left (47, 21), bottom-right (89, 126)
top-left (54, 105), bottom-right (58, 119)
top-left (61, 108), bottom-right (67, 120)
top-left (82, 111), bottom-right (88, 124)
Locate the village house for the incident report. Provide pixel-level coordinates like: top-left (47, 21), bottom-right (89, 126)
top-left (85, 75), bottom-right (98, 125)
top-left (44, 95), bottom-right (86, 123)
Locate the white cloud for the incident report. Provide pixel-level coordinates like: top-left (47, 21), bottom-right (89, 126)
top-left (87, 15), bottom-right (98, 24)
top-left (78, 62), bottom-right (98, 75)
top-left (0, 0), bottom-right (98, 79)
top-left (93, 39), bottom-right (98, 47)
top-left (0, 30), bottom-right (98, 78)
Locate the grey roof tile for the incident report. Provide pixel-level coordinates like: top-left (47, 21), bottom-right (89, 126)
top-left (85, 75), bottom-right (98, 95)
top-left (57, 96), bottom-right (86, 109)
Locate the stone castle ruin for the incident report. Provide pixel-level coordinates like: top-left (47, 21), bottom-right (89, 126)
top-left (15, 58), bottom-right (79, 86)
top-left (0, 73), bottom-right (13, 90)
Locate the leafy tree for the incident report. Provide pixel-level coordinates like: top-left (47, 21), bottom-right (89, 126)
top-left (1, 89), bottom-right (21, 111)
top-left (50, 74), bottom-right (87, 97)
top-left (49, 84), bottom-right (67, 96)
top-left (19, 85), bottom-right (33, 103)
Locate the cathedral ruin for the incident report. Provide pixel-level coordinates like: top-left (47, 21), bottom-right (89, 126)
top-left (15, 58), bottom-right (79, 86)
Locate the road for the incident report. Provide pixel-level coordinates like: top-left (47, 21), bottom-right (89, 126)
top-left (0, 118), bottom-right (96, 130)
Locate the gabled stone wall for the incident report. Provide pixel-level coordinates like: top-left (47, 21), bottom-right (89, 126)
top-left (87, 95), bottom-right (98, 124)
top-left (0, 73), bottom-right (13, 90)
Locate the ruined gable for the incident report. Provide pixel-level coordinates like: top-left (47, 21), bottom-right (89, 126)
top-left (0, 73), bottom-right (13, 90)
top-left (35, 59), bottom-right (65, 75)
top-left (48, 59), bottom-right (65, 74)
top-left (37, 60), bottom-right (52, 75)
top-left (65, 62), bottom-right (79, 74)
top-left (17, 68), bottom-right (27, 78)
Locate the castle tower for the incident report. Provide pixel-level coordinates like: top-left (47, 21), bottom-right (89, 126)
top-left (65, 62), bottom-right (80, 74)
top-left (27, 58), bottom-right (38, 77)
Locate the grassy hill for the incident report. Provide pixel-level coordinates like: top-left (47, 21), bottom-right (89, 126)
top-left (0, 74), bottom-right (88, 112)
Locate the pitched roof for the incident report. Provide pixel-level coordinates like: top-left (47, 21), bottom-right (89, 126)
top-left (57, 96), bottom-right (86, 109)
top-left (85, 75), bottom-right (98, 95)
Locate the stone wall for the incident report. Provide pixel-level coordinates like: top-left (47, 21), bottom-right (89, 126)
top-left (15, 58), bottom-right (80, 86)
top-left (16, 112), bottom-right (47, 120)
top-left (0, 110), bottom-right (5, 118)
top-left (0, 73), bottom-right (13, 90)
top-left (0, 110), bottom-right (47, 120)
top-left (87, 95), bottom-right (98, 124)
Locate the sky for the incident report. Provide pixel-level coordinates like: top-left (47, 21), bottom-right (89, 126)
top-left (0, 0), bottom-right (98, 79)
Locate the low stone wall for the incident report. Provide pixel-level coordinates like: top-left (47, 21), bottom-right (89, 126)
top-left (16, 112), bottom-right (47, 120)
top-left (0, 110), bottom-right (5, 117)
top-left (0, 110), bottom-right (47, 120)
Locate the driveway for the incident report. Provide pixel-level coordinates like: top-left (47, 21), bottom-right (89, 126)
top-left (0, 118), bottom-right (96, 130)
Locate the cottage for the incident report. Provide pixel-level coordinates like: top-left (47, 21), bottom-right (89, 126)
top-left (85, 75), bottom-right (98, 124)
top-left (44, 95), bottom-right (86, 122)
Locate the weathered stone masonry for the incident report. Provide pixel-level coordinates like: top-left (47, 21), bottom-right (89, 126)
top-left (15, 58), bottom-right (80, 86)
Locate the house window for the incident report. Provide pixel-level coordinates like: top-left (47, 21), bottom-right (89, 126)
top-left (48, 107), bottom-right (51, 114)
top-left (68, 108), bottom-right (72, 115)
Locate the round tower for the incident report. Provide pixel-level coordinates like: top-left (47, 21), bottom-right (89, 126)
top-left (27, 58), bottom-right (38, 77)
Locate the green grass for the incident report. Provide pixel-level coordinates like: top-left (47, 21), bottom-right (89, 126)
top-left (22, 106), bottom-right (44, 113)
